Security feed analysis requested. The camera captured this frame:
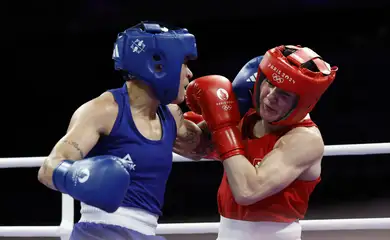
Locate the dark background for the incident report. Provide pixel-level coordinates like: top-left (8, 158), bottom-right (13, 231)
top-left (2, 0), bottom-right (390, 229)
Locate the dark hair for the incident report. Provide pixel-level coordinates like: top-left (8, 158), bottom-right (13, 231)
top-left (282, 47), bottom-right (320, 73)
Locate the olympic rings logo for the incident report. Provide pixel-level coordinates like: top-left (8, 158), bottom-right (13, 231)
top-left (222, 105), bottom-right (232, 111)
top-left (272, 73), bottom-right (284, 83)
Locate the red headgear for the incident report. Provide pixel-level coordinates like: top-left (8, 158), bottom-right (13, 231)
top-left (252, 45), bottom-right (338, 125)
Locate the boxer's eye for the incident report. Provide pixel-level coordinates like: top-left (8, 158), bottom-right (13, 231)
top-left (277, 89), bottom-right (291, 97)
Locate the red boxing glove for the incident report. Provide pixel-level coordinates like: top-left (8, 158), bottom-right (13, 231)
top-left (186, 75), bottom-right (244, 160)
top-left (183, 111), bottom-right (205, 124)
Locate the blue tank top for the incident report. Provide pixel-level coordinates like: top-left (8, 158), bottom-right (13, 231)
top-left (86, 83), bottom-right (177, 216)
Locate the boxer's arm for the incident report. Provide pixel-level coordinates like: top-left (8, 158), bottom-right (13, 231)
top-left (38, 93), bottom-right (117, 190)
top-left (168, 104), bottom-right (213, 160)
top-left (223, 127), bottom-right (324, 205)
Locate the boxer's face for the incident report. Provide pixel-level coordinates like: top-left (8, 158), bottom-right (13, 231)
top-left (258, 80), bottom-right (297, 122)
top-left (172, 62), bottom-right (193, 104)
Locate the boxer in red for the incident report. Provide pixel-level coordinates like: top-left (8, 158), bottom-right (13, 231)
top-left (185, 45), bottom-right (338, 240)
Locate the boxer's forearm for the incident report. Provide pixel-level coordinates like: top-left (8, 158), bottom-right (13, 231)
top-left (222, 155), bottom-right (259, 205)
top-left (222, 154), bottom-right (282, 205)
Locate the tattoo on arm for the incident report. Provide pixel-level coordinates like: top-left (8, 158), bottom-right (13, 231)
top-left (189, 128), bottom-right (214, 156)
top-left (183, 131), bottom-right (197, 144)
top-left (63, 140), bottom-right (85, 158)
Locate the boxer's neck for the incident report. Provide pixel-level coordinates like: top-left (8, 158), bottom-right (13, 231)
top-left (261, 120), bottom-right (287, 134)
top-left (126, 80), bottom-right (159, 119)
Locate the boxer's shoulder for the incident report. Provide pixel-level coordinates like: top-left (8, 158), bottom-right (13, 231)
top-left (167, 104), bottom-right (182, 117)
top-left (275, 126), bottom-right (324, 161)
top-left (289, 125), bottom-right (322, 137)
top-left (280, 126), bottom-right (323, 146)
top-left (167, 104), bottom-right (183, 129)
top-left (71, 93), bottom-right (118, 134)
top-left (96, 92), bottom-right (120, 115)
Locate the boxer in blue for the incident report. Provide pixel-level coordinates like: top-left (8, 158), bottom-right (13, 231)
top-left (231, 56), bottom-right (263, 117)
top-left (37, 21), bottom-right (205, 240)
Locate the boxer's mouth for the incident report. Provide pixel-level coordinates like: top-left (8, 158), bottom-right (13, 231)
top-left (264, 103), bottom-right (276, 113)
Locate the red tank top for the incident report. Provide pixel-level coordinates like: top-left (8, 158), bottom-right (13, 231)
top-left (217, 109), bottom-right (321, 222)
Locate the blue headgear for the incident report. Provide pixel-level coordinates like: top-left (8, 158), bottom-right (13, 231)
top-left (112, 21), bottom-right (198, 105)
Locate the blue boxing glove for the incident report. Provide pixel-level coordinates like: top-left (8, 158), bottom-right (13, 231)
top-left (232, 55), bottom-right (263, 117)
top-left (52, 155), bottom-right (130, 213)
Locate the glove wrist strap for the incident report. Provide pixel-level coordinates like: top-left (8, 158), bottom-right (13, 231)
top-left (212, 126), bottom-right (245, 161)
top-left (52, 160), bottom-right (74, 193)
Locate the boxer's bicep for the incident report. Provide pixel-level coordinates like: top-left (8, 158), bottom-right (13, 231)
top-left (174, 119), bottom-right (205, 160)
top-left (178, 120), bottom-right (212, 160)
top-left (168, 104), bottom-right (197, 148)
top-left (51, 110), bottom-right (100, 161)
top-left (38, 98), bottom-right (114, 189)
top-left (168, 104), bottom-right (212, 160)
top-left (250, 129), bottom-right (324, 201)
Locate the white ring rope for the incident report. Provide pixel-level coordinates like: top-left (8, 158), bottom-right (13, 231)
top-left (155, 218), bottom-right (390, 234)
top-left (1, 218), bottom-right (390, 237)
top-left (0, 142), bottom-right (389, 239)
top-left (1, 142), bottom-right (389, 168)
